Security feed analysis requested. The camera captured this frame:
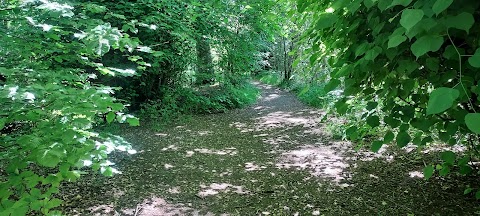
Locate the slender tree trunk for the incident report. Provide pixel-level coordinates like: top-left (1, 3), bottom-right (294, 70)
top-left (283, 37), bottom-right (288, 82)
top-left (195, 35), bottom-right (214, 85)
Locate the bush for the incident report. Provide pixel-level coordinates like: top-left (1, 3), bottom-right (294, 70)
top-left (139, 83), bottom-right (259, 124)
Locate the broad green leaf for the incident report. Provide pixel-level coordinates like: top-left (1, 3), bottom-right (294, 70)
top-left (298, 85), bottom-right (310, 96)
top-left (426, 87), bottom-right (459, 115)
top-left (441, 151), bottom-right (456, 164)
top-left (38, 152), bottom-right (61, 168)
top-left (127, 117), bottom-right (140, 126)
top-left (30, 200), bottom-right (43, 211)
top-left (439, 166), bottom-right (450, 176)
top-left (476, 191), bottom-right (480, 200)
top-left (367, 115), bottom-right (380, 128)
top-left (371, 141), bottom-right (384, 152)
top-left (400, 9), bottom-right (424, 32)
top-left (465, 113), bottom-right (480, 134)
top-left (315, 13), bottom-right (338, 30)
top-left (347, 0), bottom-right (363, 13)
top-left (432, 0), bottom-right (453, 16)
top-left (45, 198), bottom-right (62, 209)
top-left (389, 0), bottom-right (412, 8)
top-left (364, 0), bottom-right (378, 9)
top-left (411, 35), bottom-right (444, 58)
top-left (366, 102), bottom-right (378, 110)
top-left (389, 27), bottom-right (406, 38)
top-left (460, 165), bottom-right (473, 175)
top-left (468, 49), bottom-right (480, 68)
top-left (325, 79), bottom-right (341, 92)
top-left (365, 46), bottom-right (382, 60)
top-left (396, 131), bottom-right (411, 147)
top-left (464, 187), bottom-right (473, 195)
top-left (355, 42), bottom-right (369, 57)
top-left (106, 112), bottom-right (115, 123)
top-left (101, 167), bottom-right (113, 177)
top-left (444, 12), bottom-right (475, 33)
top-left (425, 58), bottom-right (439, 71)
top-left (346, 126), bottom-right (358, 140)
top-left (334, 65), bottom-right (353, 78)
top-left (335, 98), bottom-right (348, 115)
top-left (378, 0), bottom-right (393, 11)
top-left (388, 35), bottom-right (407, 48)
top-left (384, 131), bottom-right (395, 143)
top-left (0, 118), bottom-right (6, 130)
top-left (423, 165), bottom-right (435, 180)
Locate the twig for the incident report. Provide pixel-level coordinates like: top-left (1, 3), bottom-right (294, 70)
top-left (134, 205), bottom-right (142, 216)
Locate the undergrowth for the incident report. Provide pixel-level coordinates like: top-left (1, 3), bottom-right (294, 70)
top-left (256, 71), bottom-right (282, 86)
top-left (138, 82), bottom-right (259, 128)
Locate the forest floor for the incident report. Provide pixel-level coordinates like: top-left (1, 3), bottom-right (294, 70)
top-left (59, 82), bottom-right (479, 216)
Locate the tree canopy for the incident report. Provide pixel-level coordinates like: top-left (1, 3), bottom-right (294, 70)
top-left (1, 0), bottom-right (480, 215)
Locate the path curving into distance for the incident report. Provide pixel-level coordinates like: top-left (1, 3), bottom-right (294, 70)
top-left (60, 82), bottom-right (479, 216)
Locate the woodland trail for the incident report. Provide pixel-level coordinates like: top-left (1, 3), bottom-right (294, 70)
top-left (60, 82), bottom-right (479, 216)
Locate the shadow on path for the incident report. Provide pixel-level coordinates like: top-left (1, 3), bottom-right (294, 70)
top-left (59, 82), bottom-right (479, 216)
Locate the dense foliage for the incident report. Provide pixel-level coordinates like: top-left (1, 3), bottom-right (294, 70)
top-left (0, 1), bottom-right (144, 214)
top-left (293, 0), bottom-right (480, 185)
top-left (0, 0), bottom-right (280, 215)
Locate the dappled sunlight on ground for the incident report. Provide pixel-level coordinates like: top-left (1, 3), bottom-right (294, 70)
top-left (276, 144), bottom-right (349, 183)
top-left (192, 147), bottom-right (237, 156)
top-left (120, 197), bottom-right (204, 216)
top-left (60, 82), bottom-right (480, 215)
top-left (197, 183), bottom-right (249, 198)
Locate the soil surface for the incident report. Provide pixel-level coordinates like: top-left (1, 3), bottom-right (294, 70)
top-left (60, 82), bottom-right (479, 216)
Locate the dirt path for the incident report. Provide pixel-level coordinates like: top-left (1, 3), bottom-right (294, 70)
top-left (60, 82), bottom-right (479, 216)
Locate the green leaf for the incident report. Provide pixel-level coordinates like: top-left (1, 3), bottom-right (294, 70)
top-left (459, 165), bottom-right (473, 175)
top-left (0, 118), bottom-right (6, 130)
top-left (476, 191), bottom-right (480, 200)
top-left (425, 58), bottom-right (440, 71)
top-left (468, 49), bottom-right (480, 68)
top-left (127, 117), bottom-right (140, 126)
top-left (388, 35), bottom-right (407, 48)
top-left (378, 0), bottom-right (393, 11)
top-left (423, 165), bottom-right (435, 180)
top-left (371, 141), bottom-right (384, 152)
top-left (441, 151), bottom-right (456, 164)
top-left (426, 87), bottom-right (459, 115)
top-left (400, 9), bottom-right (424, 32)
top-left (106, 112), bottom-right (115, 123)
top-left (315, 14), bottom-right (338, 30)
top-left (101, 167), bottom-right (113, 177)
top-left (465, 113), bottom-right (480, 134)
top-left (335, 98), bottom-right (348, 115)
top-left (325, 79), bottom-right (341, 92)
top-left (432, 0), bottom-right (453, 16)
top-left (384, 131), bottom-right (395, 143)
top-left (45, 198), bottom-right (62, 209)
top-left (366, 102), bottom-right (378, 110)
top-left (365, 46), bottom-right (382, 61)
top-left (396, 131), bottom-right (411, 147)
top-left (389, 0), bottom-right (412, 8)
top-left (355, 42), bottom-right (369, 57)
top-left (298, 85), bottom-right (310, 96)
top-left (411, 35), bottom-right (444, 58)
top-left (367, 115), bottom-right (380, 128)
top-left (439, 166), bottom-right (450, 176)
top-left (38, 152), bottom-right (61, 168)
top-left (346, 126), bottom-right (358, 140)
top-left (364, 0), bottom-right (378, 9)
top-left (464, 187), bottom-right (473, 195)
top-left (444, 12), bottom-right (475, 33)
